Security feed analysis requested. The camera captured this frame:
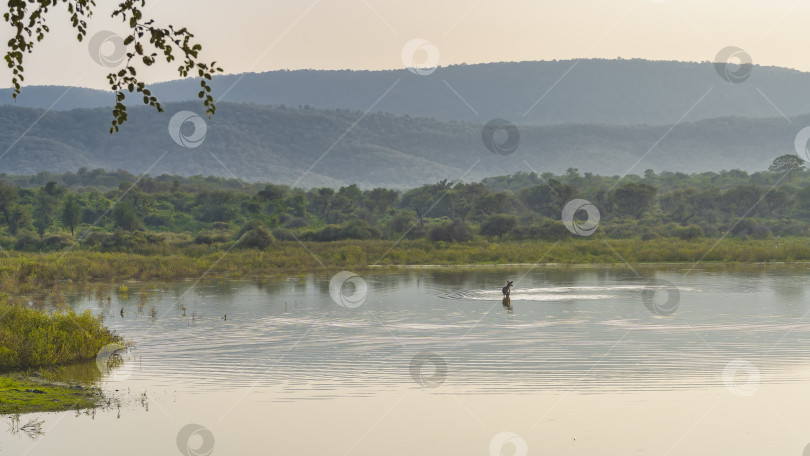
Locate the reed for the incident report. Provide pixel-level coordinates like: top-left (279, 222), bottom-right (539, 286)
top-left (0, 237), bottom-right (803, 287)
top-left (0, 302), bottom-right (121, 372)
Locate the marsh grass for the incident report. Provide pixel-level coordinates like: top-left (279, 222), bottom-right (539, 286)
top-left (0, 376), bottom-right (103, 414)
top-left (0, 303), bottom-right (121, 372)
top-left (0, 237), bottom-right (803, 288)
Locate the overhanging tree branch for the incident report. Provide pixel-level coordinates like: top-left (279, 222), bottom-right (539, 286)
top-left (3, 0), bottom-right (223, 133)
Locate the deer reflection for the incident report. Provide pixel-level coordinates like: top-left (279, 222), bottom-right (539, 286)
top-left (502, 296), bottom-right (512, 313)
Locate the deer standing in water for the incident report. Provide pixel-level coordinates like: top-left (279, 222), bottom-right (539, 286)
top-left (502, 281), bottom-right (513, 297)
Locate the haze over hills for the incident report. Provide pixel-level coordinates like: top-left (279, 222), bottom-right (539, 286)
top-left (0, 102), bottom-right (801, 188)
top-left (3, 59), bottom-right (810, 126)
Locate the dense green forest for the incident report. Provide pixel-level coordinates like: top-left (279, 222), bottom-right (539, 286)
top-left (1, 159), bottom-right (809, 253)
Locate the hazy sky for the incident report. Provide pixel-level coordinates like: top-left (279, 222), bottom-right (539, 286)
top-left (3, 0), bottom-right (810, 90)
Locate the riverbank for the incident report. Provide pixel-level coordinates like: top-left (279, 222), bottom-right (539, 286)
top-left (0, 375), bottom-right (102, 414)
top-left (0, 237), bottom-right (806, 287)
top-left (0, 298), bottom-right (121, 414)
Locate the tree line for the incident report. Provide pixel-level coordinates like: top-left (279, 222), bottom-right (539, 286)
top-left (1, 156), bottom-right (809, 251)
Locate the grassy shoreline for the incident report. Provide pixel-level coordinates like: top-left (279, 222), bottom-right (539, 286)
top-left (0, 375), bottom-right (103, 415)
top-left (0, 237), bottom-right (807, 286)
top-left (0, 290), bottom-right (121, 415)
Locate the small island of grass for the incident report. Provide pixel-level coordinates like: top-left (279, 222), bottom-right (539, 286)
top-left (0, 300), bottom-right (121, 414)
top-left (0, 376), bottom-right (103, 414)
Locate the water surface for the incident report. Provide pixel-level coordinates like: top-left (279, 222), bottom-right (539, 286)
top-left (4, 267), bottom-right (810, 455)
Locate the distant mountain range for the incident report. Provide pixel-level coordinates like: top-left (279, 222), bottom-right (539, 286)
top-left (0, 102), bottom-right (802, 188)
top-left (3, 59), bottom-right (810, 126)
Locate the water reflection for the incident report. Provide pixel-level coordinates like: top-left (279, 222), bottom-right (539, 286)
top-left (7, 415), bottom-right (44, 439)
top-left (7, 267), bottom-right (810, 455)
top-left (501, 296), bottom-right (512, 313)
top-left (34, 266), bottom-right (810, 398)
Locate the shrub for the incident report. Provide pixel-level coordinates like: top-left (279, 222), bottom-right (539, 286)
top-left (479, 214), bottom-right (518, 239)
top-left (239, 225), bottom-right (275, 249)
top-left (14, 230), bottom-right (40, 251)
top-left (339, 220), bottom-right (382, 240)
top-left (111, 203), bottom-right (141, 231)
top-left (194, 231), bottom-right (229, 245)
top-left (676, 224), bottom-right (703, 240)
top-left (81, 231), bottom-right (110, 247)
top-left (429, 220), bottom-right (474, 242)
top-left (509, 219), bottom-right (569, 240)
top-left (730, 219), bottom-right (772, 239)
top-left (143, 213), bottom-right (171, 227)
top-left (388, 211), bottom-right (417, 233)
top-left (640, 231), bottom-right (659, 241)
top-left (99, 229), bottom-right (165, 252)
top-left (41, 234), bottom-right (74, 250)
top-left (272, 229), bottom-right (297, 241)
top-left (81, 207), bottom-right (104, 225)
top-left (300, 220), bottom-right (382, 242)
top-left (284, 217), bottom-right (308, 229)
top-left (301, 225), bottom-right (341, 242)
top-left (0, 303), bottom-right (121, 371)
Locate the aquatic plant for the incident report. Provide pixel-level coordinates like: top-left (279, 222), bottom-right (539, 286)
top-left (0, 302), bottom-right (121, 372)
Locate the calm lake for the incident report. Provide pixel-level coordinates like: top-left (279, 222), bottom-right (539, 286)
top-left (5, 266), bottom-right (810, 455)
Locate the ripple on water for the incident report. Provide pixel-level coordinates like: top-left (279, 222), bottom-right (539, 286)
top-left (75, 274), bottom-right (810, 398)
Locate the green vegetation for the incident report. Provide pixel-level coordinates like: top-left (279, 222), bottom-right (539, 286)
top-left (0, 163), bottom-right (809, 253)
top-left (0, 302), bottom-right (120, 372)
top-left (0, 238), bottom-right (804, 285)
top-left (0, 259), bottom-right (121, 414)
top-left (0, 375), bottom-right (102, 414)
top-left (0, 288), bottom-right (120, 415)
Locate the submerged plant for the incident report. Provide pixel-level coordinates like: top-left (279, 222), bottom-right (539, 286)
top-left (7, 415), bottom-right (45, 439)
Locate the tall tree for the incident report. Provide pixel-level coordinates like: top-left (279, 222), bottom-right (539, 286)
top-left (32, 182), bottom-right (63, 237)
top-left (769, 154), bottom-right (804, 175)
top-left (61, 194), bottom-right (82, 235)
top-left (112, 202), bottom-right (141, 231)
top-left (0, 180), bottom-right (19, 228)
top-left (479, 214), bottom-right (518, 239)
top-left (611, 182), bottom-right (658, 219)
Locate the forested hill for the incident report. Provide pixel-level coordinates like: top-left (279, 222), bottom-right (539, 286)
top-left (0, 102), bottom-right (803, 188)
top-left (4, 59), bottom-right (810, 125)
